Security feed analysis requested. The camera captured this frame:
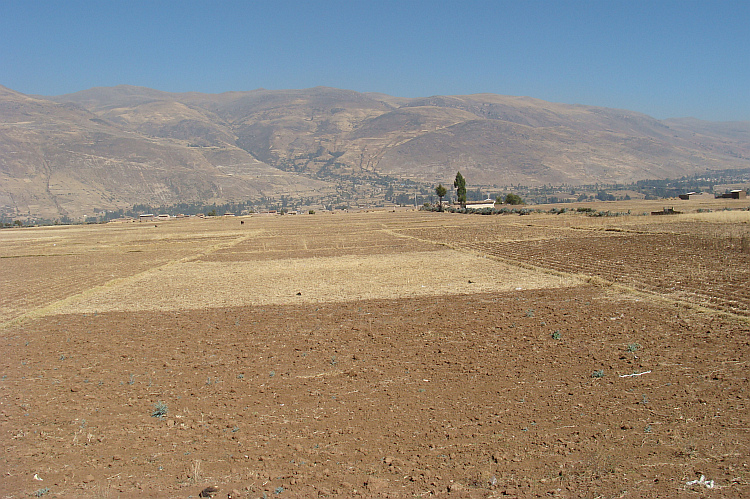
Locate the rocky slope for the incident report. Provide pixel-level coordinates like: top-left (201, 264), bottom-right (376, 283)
top-left (2, 84), bottom-right (749, 218)
top-left (0, 86), bottom-right (330, 219)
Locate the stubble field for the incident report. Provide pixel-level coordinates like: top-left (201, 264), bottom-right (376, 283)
top-left (1, 202), bottom-right (749, 498)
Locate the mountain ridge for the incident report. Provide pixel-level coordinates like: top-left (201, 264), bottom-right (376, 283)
top-left (2, 84), bottom-right (749, 219)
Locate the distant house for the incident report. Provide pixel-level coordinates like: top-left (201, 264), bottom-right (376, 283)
top-left (716, 190), bottom-right (748, 200)
top-left (139, 214), bottom-right (155, 221)
top-left (156, 214), bottom-right (171, 220)
top-left (465, 199), bottom-right (497, 209)
top-left (679, 192), bottom-right (713, 200)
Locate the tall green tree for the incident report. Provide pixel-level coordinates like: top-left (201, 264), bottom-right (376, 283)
top-left (435, 184), bottom-right (447, 211)
top-left (454, 171), bottom-right (467, 209)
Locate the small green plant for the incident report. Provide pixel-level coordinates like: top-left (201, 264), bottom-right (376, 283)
top-left (551, 330), bottom-right (561, 340)
top-left (151, 401), bottom-right (168, 418)
top-left (274, 486), bottom-right (285, 494)
top-left (269, 371), bottom-right (275, 377)
top-left (33, 487), bottom-right (50, 497)
top-left (525, 309), bottom-right (535, 317)
top-left (128, 374), bottom-right (135, 385)
top-left (592, 369), bottom-right (605, 378)
top-left (644, 424), bottom-right (652, 433)
top-left (330, 356), bottom-right (337, 366)
top-left (627, 343), bottom-right (641, 353)
top-left (237, 374), bottom-right (244, 379)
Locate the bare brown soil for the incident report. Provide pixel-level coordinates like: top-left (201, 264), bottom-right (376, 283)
top-left (1, 206), bottom-right (749, 498)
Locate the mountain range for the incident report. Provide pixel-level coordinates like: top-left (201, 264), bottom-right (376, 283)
top-left (1, 84), bottom-right (749, 219)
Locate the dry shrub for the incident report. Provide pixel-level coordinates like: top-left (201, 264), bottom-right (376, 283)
top-left (190, 459), bottom-right (201, 483)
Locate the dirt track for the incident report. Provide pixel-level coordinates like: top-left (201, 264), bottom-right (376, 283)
top-left (1, 208), bottom-right (749, 498)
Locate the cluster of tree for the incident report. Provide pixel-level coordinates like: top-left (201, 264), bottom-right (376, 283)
top-left (1, 220), bottom-right (25, 228)
top-left (434, 172), bottom-right (524, 211)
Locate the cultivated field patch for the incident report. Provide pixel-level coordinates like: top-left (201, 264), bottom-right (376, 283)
top-left (0, 220), bottom-right (252, 325)
top-left (1, 206), bottom-right (749, 498)
top-left (50, 250), bottom-right (578, 314)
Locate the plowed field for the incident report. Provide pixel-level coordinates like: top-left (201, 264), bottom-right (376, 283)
top-left (1, 207), bottom-right (749, 498)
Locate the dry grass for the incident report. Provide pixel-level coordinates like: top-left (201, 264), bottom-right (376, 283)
top-left (680, 209), bottom-right (750, 224)
top-left (534, 197), bottom-right (749, 215)
top-left (3, 204), bottom-right (748, 324)
top-left (0, 219), bottom-right (238, 324)
top-left (49, 249), bottom-right (578, 314)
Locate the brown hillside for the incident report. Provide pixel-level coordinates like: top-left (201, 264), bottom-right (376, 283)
top-left (1, 84), bottom-right (749, 218)
top-left (0, 86), bottom-right (330, 219)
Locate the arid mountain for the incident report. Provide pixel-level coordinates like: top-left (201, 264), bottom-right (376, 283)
top-left (0, 85), bottom-right (330, 219)
top-left (2, 84), bottom-right (749, 219)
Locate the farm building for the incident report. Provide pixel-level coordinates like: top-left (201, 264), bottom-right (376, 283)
top-left (465, 199), bottom-right (497, 209)
top-left (716, 190), bottom-right (748, 200)
top-left (678, 192), bottom-right (714, 200)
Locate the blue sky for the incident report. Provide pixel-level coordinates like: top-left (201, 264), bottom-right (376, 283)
top-left (1, 0), bottom-right (748, 121)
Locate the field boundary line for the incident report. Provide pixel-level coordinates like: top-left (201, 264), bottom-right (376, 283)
top-left (473, 249), bottom-right (750, 324)
top-left (382, 226), bottom-right (585, 283)
top-left (386, 227), bottom-right (750, 324)
top-left (0, 232), bottom-right (257, 329)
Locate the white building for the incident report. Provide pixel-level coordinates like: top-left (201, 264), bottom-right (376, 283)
top-left (465, 199), bottom-right (497, 209)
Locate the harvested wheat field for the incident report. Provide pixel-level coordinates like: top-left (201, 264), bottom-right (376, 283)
top-left (1, 204), bottom-right (749, 498)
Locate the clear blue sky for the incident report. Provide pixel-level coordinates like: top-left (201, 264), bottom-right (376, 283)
top-left (1, 0), bottom-right (748, 121)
